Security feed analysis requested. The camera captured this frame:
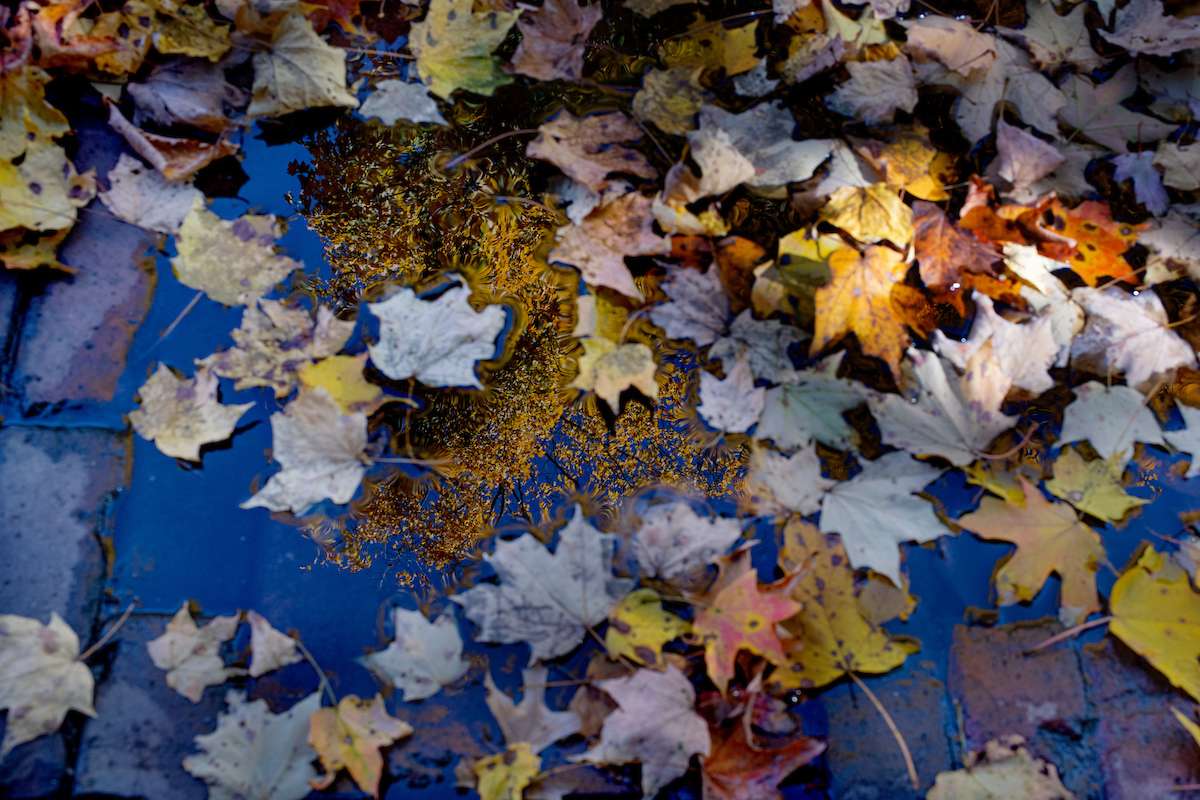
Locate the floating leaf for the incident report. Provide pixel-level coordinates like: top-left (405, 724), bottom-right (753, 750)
top-left (310, 694), bottom-right (413, 796)
top-left (130, 364), bottom-right (253, 462)
top-left (605, 588), bottom-right (690, 668)
top-left (362, 608), bottom-right (468, 702)
top-left (410, 0), bottom-right (521, 99)
top-left (147, 604), bottom-right (239, 702)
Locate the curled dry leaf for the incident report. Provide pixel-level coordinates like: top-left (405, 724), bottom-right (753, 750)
top-left (361, 608), bottom-right (469, 702)
top-left (146, 604), bottom-right (239, 702)
top-left (509, 0), bottom-right (602, 82)
top-left (0, 613), bottom-right (95, 756)
top-left (129, 364), bottom-right (253, 462)
top-left (127, 58), bottom-right (249, 133)
top-left (309, 694), bottom-right (413, 796)
top-left (106, 102), bottom-right (236, 181)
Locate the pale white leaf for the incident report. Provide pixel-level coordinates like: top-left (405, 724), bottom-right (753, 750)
top-left (1166, 405), bottom-right (1200, 479)
top-left (359, 79), bottom-right (446, 126)
top-left (649, 266), bottom-right (729, 346)
top-left (709, 310), bottom-right (805, 385)
top-left (485, 666), bottom-right (581, 753)
top-left (1100, 0), bottom-right (1200, 56)
top-left (828, 57), bottom-right (918, 124)
top-left (633, 501), bottom-right (742, 582)
top-left (99, 153), bottom-right (201, 234)
top-left (147, 605), bottom-right (239, 703)
top-left (933, 293), bottom-right (1058, 397)
top-left (698, 352), bottom-right (765, 434)
top-left (246, 610), bottom-right (301, 678)
top-left (742, 441), bottom-right (835, 516)
top-left (1058, 381), bottom-right (1165, 461)
top-left (361, 608), bottom-right (468, 702)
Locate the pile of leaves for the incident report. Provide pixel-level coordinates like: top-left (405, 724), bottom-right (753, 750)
top-left (5, 0), bottom-right (1200, 794)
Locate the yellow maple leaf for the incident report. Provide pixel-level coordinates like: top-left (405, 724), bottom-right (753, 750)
top-left (772, 519), bottom-right (918, 690)
top-left (1045, 447), bottom-right (1148, 522)
top-left (473, 743), bottom-right (540, 800)
top-left (662, 17), bottom-right (759, 76)
top-left (410, 0), bottom-right (521, 99)
top-left (820, 183), bottom-right (914, 247)
top-left (299, 354), bottom-right (387, 415)
top-left (247, 13), bottom-right (357, 117)
top-left (309, 694), bottom-right (413, 797)
top-left (871, 133), bottom-right (954, 201)
top-left (153, 4), bottom-right (231, 62)
top-left (605, 589), bottom-right (690, 669)
top-left (810, 245), bottom-right (909, 380)
top-left (571, 336), bottom-right (658, 413)
top-left (1110, 546), bottom-right (1200, 703)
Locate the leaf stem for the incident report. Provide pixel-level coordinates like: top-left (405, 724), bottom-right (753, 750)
top-left (79, 601), bottom-right (139, 662)
top-left (1023, 616), bottom-right (1112, 655)
top-left (444, 129), bottom-right (540, 171)
top-left (294, 637), bottom-right (338, 706)
top-left (849, 672), bottom-right (920, 791)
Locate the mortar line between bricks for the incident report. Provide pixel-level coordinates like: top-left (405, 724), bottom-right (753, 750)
top-left (0, 277), bottom-right (32, 393)
top-left (0, 416), bottom-right (129, 432)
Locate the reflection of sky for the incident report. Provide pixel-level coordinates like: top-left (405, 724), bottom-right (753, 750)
top-left (82, 127), bottom-right (1200, 798)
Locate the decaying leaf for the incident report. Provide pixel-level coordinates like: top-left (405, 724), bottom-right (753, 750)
top-left (362, 608), bottom-right (468, 702)
top-left (171, 198), bottom-right (302, 306)
top-left (247, 610), bottom-right (301, 678)
top-left (649, 265), bottom-right (729, 346)
top-left (184, 691), bottom-right (321, 800)
top-left (927, 735), bottom-right (1075, 799)
top-left (106, 103), bottom-right (236, 181)
top-left (410, 0), bottom-right (522, 98)
top-left (932, 293), bottom-right (1057, 398)
top-left (605, 588), bottom-right (690, 668)
top-left (0, 613), bottom-right (95, 755)
top-left (527, 111), bottom-right (655, 192)
top-left (912, 201), bottom-right (1001, 290)
top-left (452, 505), bottom-right (633, 661)
top-left (1109, 546), bottom-right (1200, 703)
top-left (127, 58), bottom-right (249, 133)
top-left (509, 0), bottom-right (602, 82)
top-left (549, 191), bottom-right (668, 299)
top-left (828, 57), bottom-right (917, 125)
top-left (811, 245), bottom-right (909, 380)
top-left (572, 665), bottom-right (711, 796)
top-left (633, 501), bottom-right (741, 584)
top-left (368, 280), bottom-right (506, 388)
top-left (957, 476), bottom-right (1104, 625)
top-left (1058, 381), bottom-right (1165, 461)
top-left (242, 387), bottom-right (369, 515)
top-left (130, 364), bottom-right (253, 462)
top-left (310, 694), bottom-right (413, 796)
top-left (1045, 447), bottom-right (1147, 522)
top-left (485, 665), bottom-right (581, 753)
top-left (147, 604), bottom-right (239, 702)
top-left (99, 153), bottom-right (201, 234)
top-left (359, 79), bottom-right (447, 126)
top-left (473, 743), bottom-right (540, 800)
top-left (709, 311), bottom-right (805, 386)
top-left (1099, 0), bottom-right (1200, 57)
top-left (248, 13), bottom-right (358, 117)
top-left (702, 721), bottom-right (824, 800)
top-left (694, 103), bottom-right (834, 189)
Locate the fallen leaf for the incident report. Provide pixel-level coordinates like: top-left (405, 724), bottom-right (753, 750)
top-left (904, 16), bottom-right (996, 77)
top-left (927, 735), bottom-right (1075, 799)
top-left (298, 354), bottom-right (386, 415)
top-left (694, 103), bottom-right (834, 189)
top-left (633, 501), bottom-right (742, 584)
top-left (1100, 0), bottom-right (1200, 57)
top-left (310, 694), bottom-right (413, 796)
top-left (992, 120), bottom-right (1064, 198)
top-left (701, 719), bottom-right (825, 800)
top-left (741, 441), bottom-right (836, 517)
top-left (549, 191), bottom-right (668, 299)
top-left (1058, 381), bottom-right (1166, 461)
top-left (184, 691), bottom-right (321, 800)
top-left (106, 102), bottom-right (236, 181)
top-left (368, 279), bottom-right (506, 388)
top-left (1059, 66), bottom-right (1176, 152)
top-left (692, 550), bottom-right (801, 693)
top-left (202, 299), bottom-right (355, 398)
top-left (99, 153), bottom-right (202, 234)
top-left (361, 608), bottom-right (468, 702)
top-left (663, 16), bottom-right (759, 76)
top-left (242, 387), bottom-right (369, 515)
top-left (1113, 151), bottom-right (1169, 216)
top-left (828, 56), bottom-right (918, 125)
top-left (912, 200), bottom-right (1001, 290)
top-left (248, 13), bottom-right (358, 116)
top-left (571, 336), bottom-right (658, 412)
top-left (247, 610), bottom-right (302, 677)
top-left (474, 743), bottom-right (540, 800)
top-left (0, 613), bottom-right (95, 756)
top-left (634, 65), bottom-right (706, 136)
top-left (864, 130), bottom-right (953, 201)
top-left (818, 452), bottom-right (948, 585)
top-left (152, 4), bottom-right (231, 61)
top-left (819, 183), bottom-right (913, 247)
top-left (410, 0), bottom-right (521, 98)
top-left (452, 505), bottom-right (633, 661)
top-left (359, 79), bottom-right (447, 126)
top-left (147, 604), bottom-right (240, 702)
top-left (528, 111), bottom-right (656, 193)
top-left (997, 0), bottom-right (1102, 70)
top-left (127, 58), bottom-right (249, 133)
top-left (1155, 142), bottom-right (1200, 191)
top-left (698, 352), bottom-right (766, 434)
top-left (605, 588), bottom-right (690, 668)
top-left (932, 292), bottom-right (1058, 397)
top-left (1002, 243), bottom-right (1083, 365)
top-left (509, 0), bottom-right (601, 81)
top-left (130, 364), bottom-right (253, 462)
top-left (572, 665), bottom-right (711, 796)
top-left (756, 353), bottom-right (863, 450)
top-left (710, 311), bottom-right (805, 386)
top-left (172, 198), bottom-right (302, 306)
top-left (485, 666), bottom-right (581, 752)
top-left (1044, 447), bottom-right (1148, 521)
top-left (1069, 287), bottom-right (1196, 392)
top-left (1165, 404), bottom-right (1200, 479)
top-left (1109, 546), bottom-right (1200, 703)
top-left (811, 245), bottom-right (910, 380)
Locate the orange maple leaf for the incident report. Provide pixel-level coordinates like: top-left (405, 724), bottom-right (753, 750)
top-left (1035, 199), bottom-right (1144, 286)
top-left (912, 200), bottom-right (1002, 290)
top-left (702, 720), bottom-right (825, 800)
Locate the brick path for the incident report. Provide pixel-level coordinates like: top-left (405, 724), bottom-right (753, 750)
top-left (1, 124), bottom-right (1198, 799)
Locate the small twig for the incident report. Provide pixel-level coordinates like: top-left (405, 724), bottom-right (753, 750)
top-left (849, 672), bottom-right (919, 790)
top-left (443, 129), bottom-right (539, 171)
top-left (294, 637), bottom-right (338, 706)
top-left (1024, 616), bottom-right (1112, 655)
top-left (1169, 785), bottom-right (1200, 793)
top-left (79, 601), bottom-right (138, 662)
top-left (138, 291), bottom-right (203, 358)
top-left (975, 423), bottom-right (1040, 461)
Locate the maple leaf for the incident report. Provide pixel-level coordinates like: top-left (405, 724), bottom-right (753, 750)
top-left (633, 501), bottom-right (742, 583)
top-left (742, 441), bottom-right (836, 517)
top-left (932, 293), bottom-right (1057, 398)
top-left (693, 103), bottom-right (835, 189)
top-left (1155, 143), bottom-right (1200, 191)
top-left (247, 13), bottom-right (357, 117)
top-left (650, 265), bottom-right (730, 346)
top-left (811, 245), bottom-right (910, 380)
top-left (147, 604), bottom-right (240, 702)
top-left (572, 665), bottom-right (711, 796)
top-left (710, 311), bottom-right (805, 386)
top-left (1044, 447), bottom-right (1147, 522)
top-left (246, 610), bottom-right (301, 678)
top-left (820, 183), bottom-right (913, 247)
top-left (172, 198), bottom-right (302, 306)
top-left (868, 348), bottom-right (1018, 466)
top-left (698, 353), bottom-right (765, 434)
top-left (473, 744), bottom-right (540, 800)
top-left (1058, 66), bottom-right (1176, 152)
top-left (927, 735), bottom-right (1074, 799)
top-left (772, 520), bottom-right (918, 691)
top-left (184, 691), bottom-right (321, 800)
top-left (298, 354), bottom-right (387, 415)
top-left (452, 505), bottom-right (633, 661)
top-left (130, 364), bottom-right (253, 462)
top-left (1109, 546), bottom-right (1200, 702)
top-left (860, 130), bottom-right (954, 201)
top-left (634, 65), bottom-right (706, 136)
top-left (1113, 151), bottom-right (1169, 216)
top-left (509, 0), bottom-right (602, 82)
top-left (485, 665), bottom-right (581, 753)
top-left (912, 200), bottom-right (1001, 290)
top-left (153, 4), bottom-right (232, 62)
top-left (361, 608), bottom-right (468, 702)
top-left (605, 588), bottom-right (690, 668)
top-left (410, 0), bottom-right (521, 99)
top-left (991, 120), bottom-right (1065, 199)
top-left (0, 613), bottom-right (95, 756)
top-left (957, 476), bottom-right (1104, 624)
top-left (1002, 243), bottom-right (1083, 365)
top-left (549, 191), bottom-right (668, 300)
top-left (904, 16), bottom-right (997, 77)
top-left (359, 79), bottom-right (447, 126)
top-left (527, 111), bottom-right (655, 193)
top-left (368, 279), bottom-right (506, 388)
top-left (1100, 0), bottom-right (1200, 57)
top-left (310, 694), bottom-right (412, 796)
top-left (1069, 287), bottom-right (1196, 391)
top-left (997, 0), bottom-right (1102, 70)
top-left (106, 102), bottom-right (236, 181)
top-left (1058, 381), bottom-right (1166, 461)
top-left (692, 550), bottom-right (801, 693)
top-left (202, 299), bottom-right (355, 398)
top-left (242, 387), bottom-right (369, 515)
top-left (701, 720), bottom-right (825, 800)
top-left (127, 58), bottom-right (249, 133)
top-left (571, 336), bottom-right (658, 412)
top-left (818, 452), bottom-right (948, 585)
top-left (1165, 404), bottom-right (1200, 479)
top-left (98, 153), bottom-right (201, 235)
top-left (757, 353), bottom-right (863, 450)
top-left (828, 56), bottom-right (918, 125)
